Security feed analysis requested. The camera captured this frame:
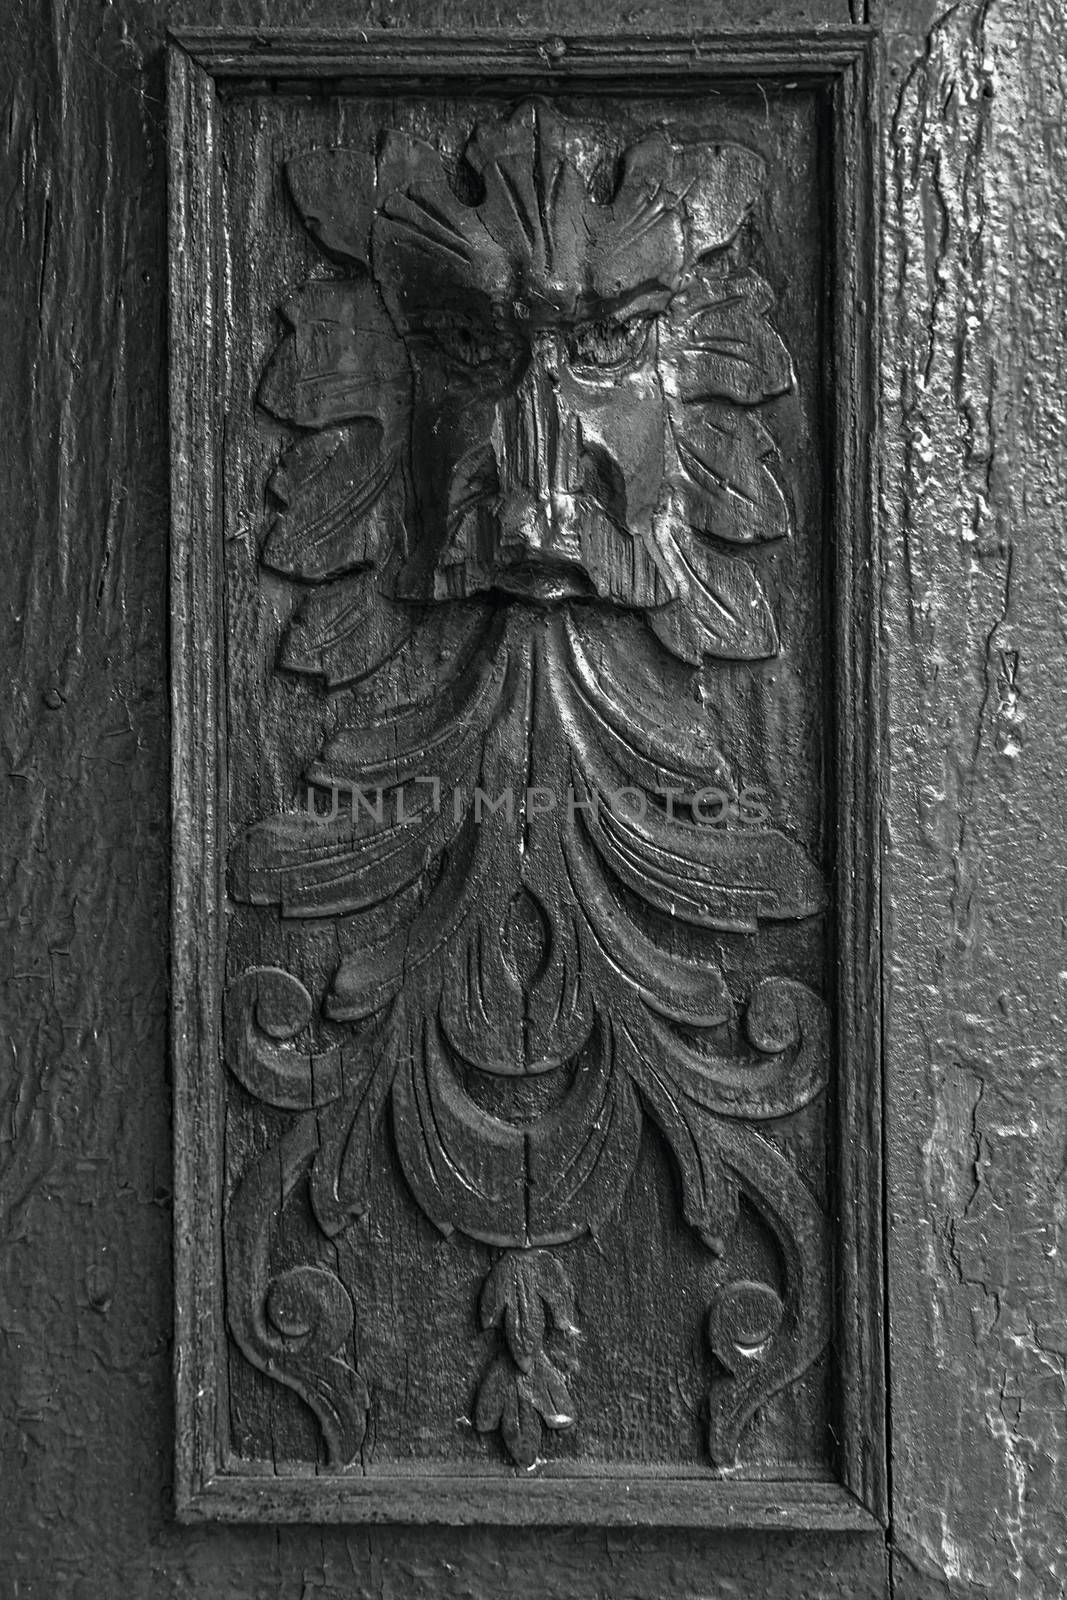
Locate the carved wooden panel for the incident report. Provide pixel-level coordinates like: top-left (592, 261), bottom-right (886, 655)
top-left (169, 29), bottom-right (881, 1527)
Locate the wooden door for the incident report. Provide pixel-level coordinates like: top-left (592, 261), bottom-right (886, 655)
top-left (3, 3), bottom-right (1064, 1598)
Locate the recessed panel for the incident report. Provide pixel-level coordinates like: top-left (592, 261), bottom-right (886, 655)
top-left (169, 36), bottom-right (880, 1525)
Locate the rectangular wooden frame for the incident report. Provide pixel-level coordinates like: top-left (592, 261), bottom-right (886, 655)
top-left (168, 25), bottom-right (882, 1529)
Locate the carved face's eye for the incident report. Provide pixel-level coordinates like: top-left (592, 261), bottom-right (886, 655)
top-left (432, 319), bottom-right (497, 370)
top-left (567, 315), bottom-right (653, 375)
top-left (415, 312), bottom-right (507, 376)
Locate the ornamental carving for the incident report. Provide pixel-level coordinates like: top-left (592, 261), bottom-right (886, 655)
top-left (224, 100), bottom-right (831, 1472)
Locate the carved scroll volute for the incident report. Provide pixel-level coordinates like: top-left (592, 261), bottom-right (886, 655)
top-left (224, 100), bottom-right (833, 1472)
top-left (223, 968), bottom-right (370, 1465)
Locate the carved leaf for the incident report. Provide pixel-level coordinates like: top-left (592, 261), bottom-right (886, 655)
top-left (474, 1354), bottom-right (525, 1438)
top-left (436, 736), bottom-right (593, 1074)
top-left (309, 1010), bottom-right (400, 1238)
top-left (279, 572), bottom-right (416, 689)
top-left (575, 777), bottom-right (826, 933)
top-left (325, 824), bottom-right (488, 1022)
top-left (474, 1251), bottom-right (578, 1466)
top-left (528, 1251), bottom-right (579, 1336)
top-left (439, 905), bottom-right (593, 1079)
top-left (666, 267), bottom-right (794, 404)
top-left (227, 1126), bottom-right (369, 1465)
top-left (236, 617), bottom-right (508, 921)
top-left (392, 1019), bottom-right (639, 1249)
top-left (392, 1020), bottom-right (529, 1245)
top-left (451, 101), bottom-right (587, 304)
top-left (305, 606), bottom-right (506, 781)
top-left (637, 977), bottom-right (830, 1122)
top-left (375, 129), bottom-right (512, 312)
top-left (473, 1355), bottom-right (547, 1467)
top-left (225, 966), bottom-right (344, 1109)
top-left (232, 794), bottom-right (465, 920)
top-left (649, 525), bottom-right (779, 664)
top-left (480, 1252), bottom-right (579, 1354)
top-left (481, 1254), bottom-right (546, 1371)
top-left (262, 425), bottom-right (401, 582)
top-left (372, 105), bottom-right (770, 334)
top-left (257, 279), bottom-right (408, 431)
top-left (559, 609), bottom-right (736, 793)
top-left (524, 1028), bottom-right (642, 1246)
top-left (619, 1029), bottom-right (831, 1454)
top-left (224, 989), bottom-right (369, 1465)
top-left (617, 981), bottom-right (828, 1225)
top-left (563, 824), bottom-right (733, 1029)
top-left (671, 404), bottom-right (793, 545)
top-left (286, 147), bottom-right (374, 264)
top-left (520, 1350), bottom-right (576, 1430)
top-left (619, 1023), bottom-right (738, 1254)
top-left (705, 1123), bottom-right (831, 1464)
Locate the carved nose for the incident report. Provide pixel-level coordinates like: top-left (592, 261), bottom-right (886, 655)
top-left (492, 332), bottom-right (585, 584)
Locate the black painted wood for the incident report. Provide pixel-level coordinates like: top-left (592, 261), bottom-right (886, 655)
top-left (4, 0), bottom-right (1065, 1596)
top-left (169, 29), bottom-right (881, 1528)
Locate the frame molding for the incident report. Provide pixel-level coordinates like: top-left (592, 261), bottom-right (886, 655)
top-left (168, 25), bottom-right (882, 1530)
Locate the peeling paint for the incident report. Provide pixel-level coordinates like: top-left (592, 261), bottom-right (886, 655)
top-left (883, 0), bottom-right (1067, 1596)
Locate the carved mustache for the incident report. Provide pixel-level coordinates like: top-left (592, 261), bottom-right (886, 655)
top-left (443, 442), bottom-right (628, 540)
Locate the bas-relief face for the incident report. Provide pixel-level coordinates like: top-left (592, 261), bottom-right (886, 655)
top-left (399, 308), bottom-right (667, 607)
top-left (374, 106), bottom-right (681, 608)
top-left (263, 98), bottom-right (796, 664)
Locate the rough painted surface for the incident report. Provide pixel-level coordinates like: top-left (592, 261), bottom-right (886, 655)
top-left (0, 0), bottom-right (1063, 1596)
top-left (881, 2), bottom-right (1067, 1597)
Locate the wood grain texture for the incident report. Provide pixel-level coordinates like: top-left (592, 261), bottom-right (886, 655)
top-left (879, 1), bottom-right (1067, 1596)
top-left (0, 0), bottom-right (1063, 1594)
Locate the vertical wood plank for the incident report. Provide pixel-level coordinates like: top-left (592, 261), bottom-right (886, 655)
top-left (880, 1), bottom-right (1067, 1595)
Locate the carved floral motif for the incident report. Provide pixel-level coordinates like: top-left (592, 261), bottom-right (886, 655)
top-left (225, 101), bottom-right (831, 1471)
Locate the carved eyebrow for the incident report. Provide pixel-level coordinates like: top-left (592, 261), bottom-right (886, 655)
top-left (404, 302), bottom-right (507, 335)
top-left (572, 286), bottom-right (673, 322)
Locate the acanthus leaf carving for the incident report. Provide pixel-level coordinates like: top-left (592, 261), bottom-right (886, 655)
top-left (703, 1127), bottom-right (831, 1466)
top-left (257, 279), bottom-right (409, 432)
top-left (277, 572), bottom-right (415, 690)
top-left (646, 526), bottom-right (782, 665)
top-left (664, 264), bottom-right (796, 406)
top-left (224, 99), bottom-right (833, 1473)
top-left (285, 147), bottom-right (375, 265)
top-left (670, 404), bottom-right (794, 546)
top-left (262, 424), bottom-right (402, 584)
top-left (474, 1250), bottom-right (579, 1468)
top-left (223, 969), bottom-right (370, 1464)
